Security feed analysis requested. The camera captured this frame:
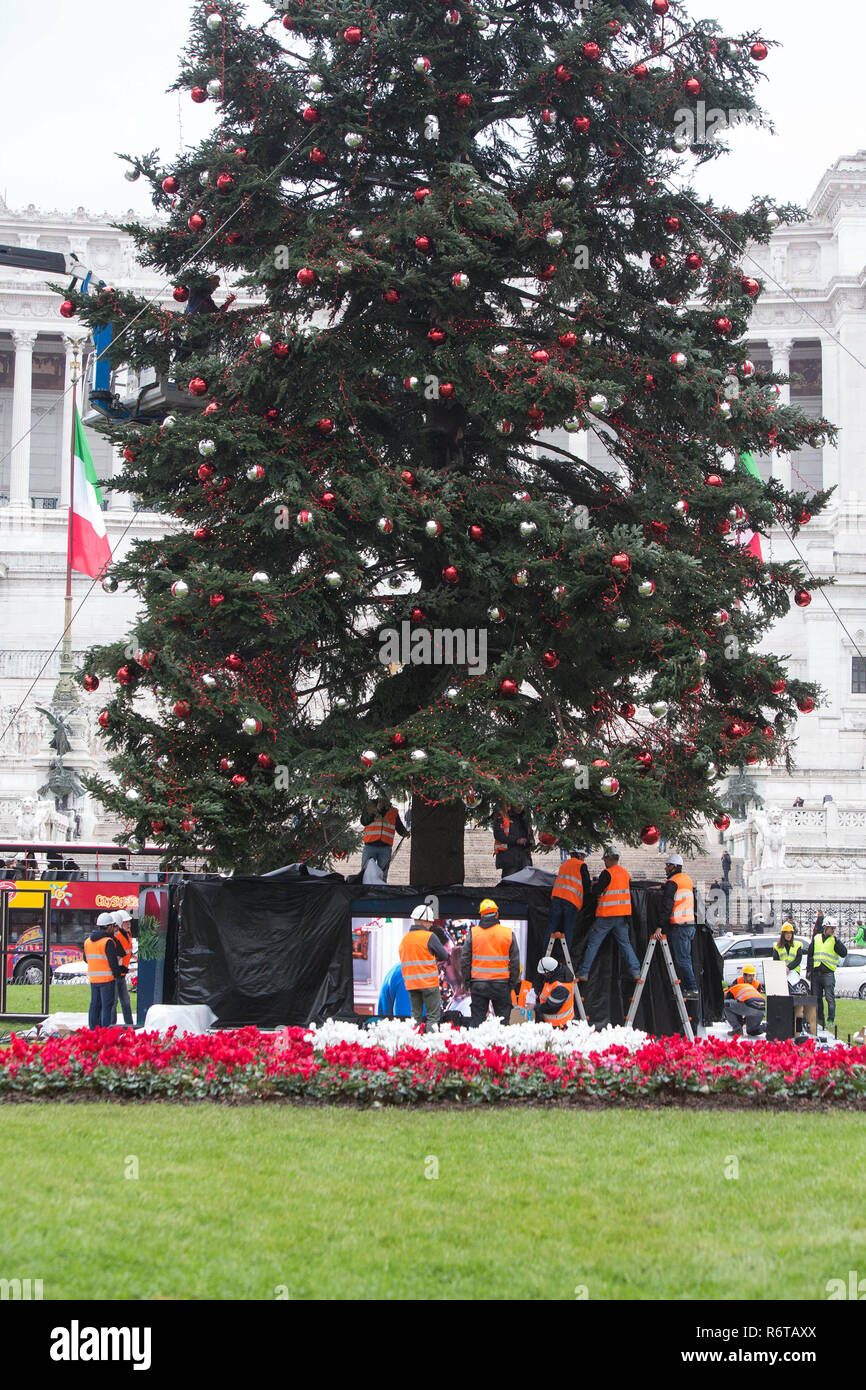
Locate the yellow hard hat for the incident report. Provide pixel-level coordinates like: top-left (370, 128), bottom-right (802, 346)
top-left (479, 898), bottom-right (498, 917)
top-left (781, 922), bottom-right (795, 933)
top-left (742, 964), bottom-right (757, 975)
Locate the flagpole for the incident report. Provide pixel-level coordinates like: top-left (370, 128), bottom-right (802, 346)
top-left (53, 340), bottom-right (81, 710)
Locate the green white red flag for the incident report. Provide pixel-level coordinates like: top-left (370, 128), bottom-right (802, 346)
top-left (69, 407), bottom-right (112, 578)
top-left (736, 450), bottom-right (763, 561)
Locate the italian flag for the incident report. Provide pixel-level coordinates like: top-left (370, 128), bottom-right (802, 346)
top-left (737, 450), bottom-right (763, 562)
top-left (69, 407), bottom-right (112, 579)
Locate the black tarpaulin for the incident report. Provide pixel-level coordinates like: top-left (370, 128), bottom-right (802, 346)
top-left (167, 874), bottom-right (724, 1033)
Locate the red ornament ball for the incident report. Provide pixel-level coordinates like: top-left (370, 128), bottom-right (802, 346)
top-left (650, 253), bottom-right (667, 270)
top-left (217, 173), bottom-right (234, 192)
top-left (706, 474), bottom-right (723, 487)
top-left (794, 589), bottom-right (812, 608)
top-left (664, 215), bottom-right (681, 233)
top-left (224, 653), bottom-right (245, 672)
top-left (714, 813), bottom-right (731, 831)
top-left (455, 93), bottom-right (472, 109)
top-left (415, 235), bottom-right (431, 252)
top-left (741, 277), bottom-right (760, 297)
top-left (272, 341), bottom-right (290, 358)
top-left (150, 820), bottom-right (166, 834)
top-left (611, 552), bottom-right (631, 573)
top-left (542, 650), bottom-right (560, 669)
top-left (209, 593), bottom-right (225, 609)
top-left (684, 78), bottom-right (702, 96)
top-left (652, 0), bottom-right (670, 12)
top-left (97, 710), bottom-right (110, 728)
top-left (555, 64), bottom-right (571, 84)
top-left (302, 105), bottom-right (320, 124)
top-left (750, 41), bottom-right (768, 61)
top-left (499, 678), bottom-right (519, 698)
top-left (468, 524), bottom-right (484, 542)
top-left (116, 665), bottom-right (132, 686)
top-left (82, 674), bottom-right (100, 692)
top-left (383, 288), bottom-right (400, 305)
top-left (558, 330), bottom-right (577, 348)
top-left (231, 774), bottom-right (247, 787)
top-left (257, 753), bottom-right (274, 770)
top-left (797, 696), bottom-right (815, 713)
top-left (572, 116), bottom-right (591, 134)
top-left (343, 25), bottom-right (363, 44)
top-left (714, 316), bottom-right (733, 335)
top-left (685, 253), bottom-right (703, 270)
top-left (180, 819), bottom-right (196, 833)
top-left (189, 377), bottom-right (208, 398)
top-left (172, 286), bottom-right (189, 303)
top-left (401, 470), bottom-right (416, 487)
top-left (632, 62), bottom-right (649, 79)
top-left (188, 213), bottom-right (206, 233)
top-left (59, 299), bottom-right (76, 319)
top-left (442, 565), bottom-right (460, 585)
top-left (193, 526), bottom-right (212, 540)
top-left (296, 267), bottom-right (316, 287)
top-left (173, 700), bottom-right (191, 718)
top-left (428, 327), bottom-right (446, 344)
top-left (438, 382), bottom-right (455, 399)
top-left (191, 87), bottom-right (207, 104)
top-left (582, 41), bottom-right (600, 60)
top-left (310, 148), bottom-right (327, 165)
top-left (197, 463), bottom-right (214, 482)
top-left (161, 175), bottom-right (179, 194)
top-left (619, 703), bottom-right (636, 719)
top-left (531, 349), bottom-right (550, 364)
top-left (316, 418), bottom-right (335, 435)
top-left (641, 825), bottom-right (661, 846)
top-left (414, 186), bottom-right (432, 202)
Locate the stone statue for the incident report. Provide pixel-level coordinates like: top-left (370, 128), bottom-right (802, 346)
top-left (749, 805), bottom-right (788, 870)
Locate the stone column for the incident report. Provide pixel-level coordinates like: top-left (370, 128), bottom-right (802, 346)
top-left (771, 338), bottom-right (793, 490)
top-left (8, 329), bottom-right (37, 508)
top-left (59, 335), bottom-right (87, 508)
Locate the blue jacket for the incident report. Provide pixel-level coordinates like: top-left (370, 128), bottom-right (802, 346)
top-left (377, 962), bottom-right (413, 1017)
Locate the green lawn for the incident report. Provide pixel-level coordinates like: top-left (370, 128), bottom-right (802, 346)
top-left (2, 1107), bottom-right (864, 1300)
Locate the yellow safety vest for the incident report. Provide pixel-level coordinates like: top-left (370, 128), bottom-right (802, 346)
top-left (812, 934), bottom-right (841, 972)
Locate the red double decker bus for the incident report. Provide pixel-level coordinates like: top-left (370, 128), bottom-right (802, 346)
top-left (0, 841), bottom-right (172, 986)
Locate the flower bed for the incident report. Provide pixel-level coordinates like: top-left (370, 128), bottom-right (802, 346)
top-left (2, 1021), bottom-right (866, 1105)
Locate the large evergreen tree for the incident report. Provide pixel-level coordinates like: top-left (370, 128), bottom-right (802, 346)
top-left (74, 0), bottom-right (832, 878)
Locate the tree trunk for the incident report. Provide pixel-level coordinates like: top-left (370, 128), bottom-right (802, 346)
top-left (409, 795), bottom-right (465, 887)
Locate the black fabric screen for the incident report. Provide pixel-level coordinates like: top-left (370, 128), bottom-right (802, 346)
top-left (167, 874), bottom-right (724, 1033)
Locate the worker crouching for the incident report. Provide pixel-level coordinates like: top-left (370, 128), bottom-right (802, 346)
top-left (535, 954), bottom-right (576, 1027)
top-left (724, 965), bottom-right (766, 1038)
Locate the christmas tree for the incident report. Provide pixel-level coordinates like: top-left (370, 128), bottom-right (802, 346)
top-left (74, 0), bottom-right (833, 879)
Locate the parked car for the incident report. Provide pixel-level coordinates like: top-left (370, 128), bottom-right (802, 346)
top-left (719, 934), bottom-right (810, 989)
top-left (833, 950), bottom-right (866, 999)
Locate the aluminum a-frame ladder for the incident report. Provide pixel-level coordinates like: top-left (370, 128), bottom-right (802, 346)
top-left (625, 933), bottom-right (695, 1042)
top-left (546, 933), bottom-right (588, 1023)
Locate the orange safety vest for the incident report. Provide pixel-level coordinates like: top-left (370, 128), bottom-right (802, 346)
top-left (727, 977), bottom-right (763, 1006)
top-left (596, 864), bottom-right (632, 917)
top-left (398, 930), bottom-right (440, 991)
top-left (363, 808), bottom-right (398, 845)
top-left (552, 857), bottom-right (585, 909)
top-left (115, 929), bottom-right (133, 970)
top-left (511, 979), bottom-right (532, 1009)
top-left (539, 978), bottom-right (575, 1026)
top-left (470, 922), bottom-right (513, 981)
top-left (84, 935), bottom-right (115, 985)
top-left (669, 872), bottom-right (695, 925)
top-left (493, 814), bottom-right (511, 857)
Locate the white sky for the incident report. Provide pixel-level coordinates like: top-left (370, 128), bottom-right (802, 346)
top-left (1, 0), bottom-right (864, 218)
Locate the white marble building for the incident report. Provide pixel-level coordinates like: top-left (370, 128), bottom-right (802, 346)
top-left (2, 154), bottom-right (866, 885)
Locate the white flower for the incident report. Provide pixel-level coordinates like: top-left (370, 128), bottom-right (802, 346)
top-left (307, 1017), bottom-right (646, 1056)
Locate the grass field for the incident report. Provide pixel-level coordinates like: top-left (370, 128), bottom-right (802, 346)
top-left (2, 1106), bottom-right (865, 1300)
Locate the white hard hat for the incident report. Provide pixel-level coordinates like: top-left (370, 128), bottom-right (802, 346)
top-left (96, 912), bottom-right (114, 927)
top-left (113, 909), bottom-right (133, 924)
top-left (666, 853), bottom-right (684, 868)
top-left (602, 845), bottom-right (620, 859)
top-left (822, 915), bottom-right (837, 929)
top-left (538, 956), bottom-right (558, 975)
top-left (410, 903), bottom-right (434, 922)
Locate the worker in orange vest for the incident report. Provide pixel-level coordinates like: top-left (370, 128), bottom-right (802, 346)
top-left (360, 795), bottom-right (409, 881)
top-left (535, 952), bottom-right (576, 1027)
top-left (461, 899), bottom-right (521, 1025)
top-left (724, 965), bottom-right (766, 1037)
top-left (111, 909), bottom-right (135, 1026)
top-left (652, 853), bottom-right (699, 999)
top-left (575, 848), bottom-right (642, 984)
top-left (544, 848), bottom-right (591, 954)
top-left (84, 912), bottom-right (123, 1029)
top-left (491, 801), bottom-right (534, 876)
top-left (397, 904), bottom-right (450, 1031)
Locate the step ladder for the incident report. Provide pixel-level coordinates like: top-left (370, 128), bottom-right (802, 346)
top-left (625, 933), bottom-right (695, 1042)
top-left (547, 933), bottom-right (588, 1023)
